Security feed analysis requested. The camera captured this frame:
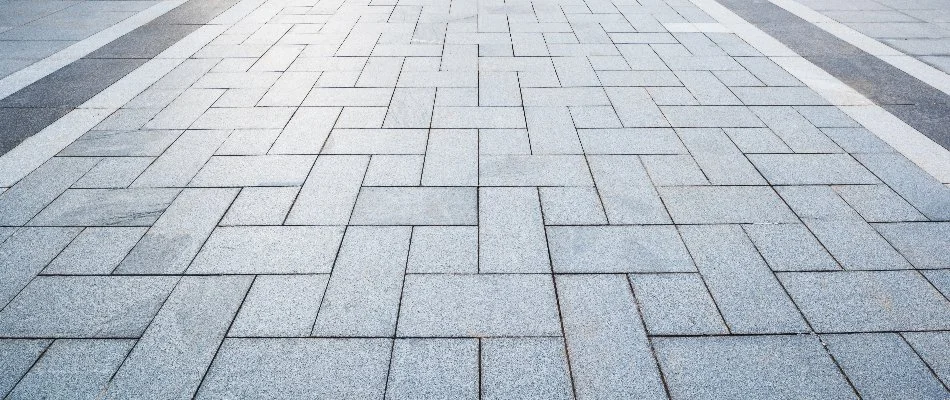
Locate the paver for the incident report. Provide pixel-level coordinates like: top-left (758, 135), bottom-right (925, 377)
top-left (0, 227), bottom-right (81, 307)
top-left (0, 158), bottom-right (99, 225)
top-left (386, 339), bottom-right (478, 400)
top-left (481, 338), bottom-right (573, 400)
top-left (7, 339), bottom-right (135, 400)
top-left (743, 224), bottom-right (839, 271)
top-left (44, 227), bottom-right (148, 274)
top-left (0, 339), bottom-right (50, 398)
top-left (903, 332), bottom-right (950, 387)
top-left (189, 155), bottom-right (315, 187)
top-left (824, 333), bottom-right (949, 399)
top-left (630, 273), bottom-right (729, 335)
top-left (659, 185), bottom-right (797, 224)
top-left (548, 226), bottom-right (693, 273)
top-left (285, 155), bottom-right (368, 225)
top-left (479, 187), bottom-right (549, 273)
top-left (407, 226), bottom-right (477, 273)
top-left (189, 226), bottom-right (344, 274)
top-left (587, 155), bottom-right (670, 224)
top-left (230, 275), bottom-right (329, 337)
top-left (219, 187), bottom-right (298, 225)
top-left (350, 187), bottom-right (477, 225)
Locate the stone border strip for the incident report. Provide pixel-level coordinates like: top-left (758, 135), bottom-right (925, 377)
top-left (688, 0), bottom-right (950, 184)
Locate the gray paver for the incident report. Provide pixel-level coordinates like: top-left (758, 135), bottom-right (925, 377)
top-left (0, 227), bottom-right (81, 308)
top-left (0, 339), bottom-right (50, 398)
top-left (189, 155), bottom-right (316, 187)
top-left (230, 275), bottom-right (329, 337)
top-left (397, 274), bottom-right (561, 337)
top-left (73, 157), bottom-right (152, 188)
top-left (0, 276), bottom-right (177, 338)
top-left (749, 154), bottom-right (879, 185)
top-left (482, 338), bottom-right (573, 400)
top-left (196, 338), bottom-right (391, 399)
top-left (548, 226), bottom-right (694, 273)
top-left (556, 274), bottom-right (667, 399)
top-left (0, 157), bottom-right (98, 225)
top-left (7, 339), bottom-right (135, 400)
top-left (874, 222), bottom-right (950, 269)
top-left (45, 227), bottom-right (147, 274)
top-left (660, 186), bottom-right (798, 224)
top-left (744, 224), bottom-right (840, 271)
top-left (588, 155), bottom-right (670, 224)
top-left (903, 332), bottom-right (950, 387)
top-left (386, 339), bottom-right (478, 400)
top-left (285, 155), bottom-right (368, 225)
top-left (220, 186), bottom-right (298, 225)
top-left (855, 152), bottom-right (950, 221)
top-left (779, 271), bottom-right (950, 332)
top-left (106, 276), bottom-right (252, 399)
top-left (323, 129), bottom-right (428, 155)
top-left (479, 187), bottom-right (549, 273)
top-left (630, 273), bottom-right (729, 335)
top-left (364, 155), bottom-right (424, 186)
top-left (538, 186), bottom-right (608, 225)
top-left (350, 187), bottom-right (477, 225)
top-left (59, 130), bottom-right (182, 157)
top-left (654, 335), bottom-right (856, 400)
top-left (422, 129), bottom-right (478, 186)
top-left (28, 188), bottom-right (180, 226)
top-left (480, 155), bottom-right (593, 186)
top-left (824, 333), bottom-right (949, 400)
top-left (132, 130), bottom-right (230, 187)
top-left (189, 226), bottom-right (345, 274)
top-left (313, 226), bottom-right (410, 337)
top-left (834, 184), bottom-right (927, 222)
top-left (407, 226), bottom-right (477, 273)
top-left (676, 128), bottom-right (765, 185)
top-left (578, 128), bottom-right (686, 154)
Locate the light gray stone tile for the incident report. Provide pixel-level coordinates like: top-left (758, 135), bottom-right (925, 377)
top-left (479, 71), bottom-right (521, 106)
top-left (874, 222), bottom-right (950, 269)
top-left (397, 274), bottom-right (561, 337)
top-left (556, 274), bottom-right (667, 399)
top-left (659, 186), bottom-right (798, 224)
top-left (750, 106), bottom-right (842, 153)
top-left (303, 87), bottom-right (394, 106)
top-left (423, 129), bottom-right (477, 186)
top-left (189, 155), bottom-right (316, 187)
top-left (578, 128), bottom-right (686, 154)
top-left (196, 338), bottom-right (391, 399)
top-left (539, 186), bottom-right (608, 225)
top-left (822, 127), bottom-right (894, 153)
top-left (286, 155), bottom-right (368, 225)
top-left (336, 107), bottom-right (387, 128)
top-left (384, 87), bottom-right (435, 128)
top-left (407, 226), bottom-right (477, 273)
top-left (0, 227), bottom-right (81, 307)
top-left (0, 276), bottom-right (177, 338)
top-left (482, 338), bottom-right (573, 400)
top-left (60, 130), bottom-right (181, 157)
top-left (364, 155), bottom-right (423, 186)
top-left (606, 87), bottom-right (670, 127)
top-left (749, 154), bottom-right (878, 185)
top-left (322, 129), bottom-right (428, 154)
top-left (73, 157), bottom-right (153, 189)
top-left (680, 225), bottom-right (809, 334)
top-left (834, 185), bottom-right (926, 222)
top-left (824, 333), bottom-right (948, 400)
top-left (105, 276), bottom-right (252, 399)
top-left (189, 226), bottom-right (345, 274)
top-left (744, 224), bottom-right (839, 271)
top-left (215, 129), bottom-right (280, 155)
top-left (313, 226), bottom-right (410, 337)
top-left (0, 340), bottom-right (50, 398)
top-left (855, 152), bottom-right (950, 221)
top-left (779, 271), bottom-right (950, 332)
top-left (661, 106), bottom-right (764, 127)
top-left (569, 106), bottom-right (622, 128)
top-left (45, 227), bottom-right (148, 275)
top-left (431, 106), bottom-right (526, 128)
top-left (479, 129), bottom-right (531, 155)
top-left (0, 158), bottom-right (98, 226)
top-left (676, 128), bottom-right (766, 185)
top-left (28, 188), bottom-right (180, 227)
top-left (547, 226), bottom-right (694, 273)
top-left (386, 339), bottom-right (478, 400)
top-left (270, 107), bottom-right (340, 154)
top-left (630, 273), bottom-right (729, 335)
top-left (903, 332), bottom-right (950, 387)
top-left (350, 187), bottom-right (477, 225)
top-left (525, 106), bottom-right (583, 154)
top-left (230, 275), bottom-right (329, 337)
top-left (479, 188), bottom-right (548, 273)
top-left (220, 187), bottom-right (298, 225)
top-left (641, 155), bottom-right (709, 186)
top-left (144, 89), bottom-right (223, 130)
top-left (587, 155), bottom-right (670, 224)
top-left (733, 87), bottom-right (828, 105)
top-left (117, 188), bottom-right (237, 274)
top-left (796, 106), bottom-right (860, 128)
top-left (7, 339), bottom-right (135, 400)
top-left (723, 127), bottom-right (792, 153)
top-left (480, 155), bottom-right (593, 186)
top-left (132, 130), bottom-right (231, 187)
top-left (522, 87), bottom-right (609, 106)
top-left (654, 336), bottom-right (856, 400)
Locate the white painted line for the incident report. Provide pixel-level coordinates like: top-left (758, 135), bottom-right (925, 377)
top-left (768, 0), bottom-right (950, 97)
top-left (0, 0), bottom-right (187, 101)
top-left (687, 0), bottom-right (950, 184)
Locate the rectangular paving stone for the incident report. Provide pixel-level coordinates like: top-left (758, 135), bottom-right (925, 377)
top-left (479, 188), bottom-right (549, 273)
top-left (230, 275), bottom-right (329, 337)
top-left (7, 339), bottom-right (135, 400)
top-left (387, 339), bottom-right (478, 400)
top-left (191, 107), bottom-right (295, 130)
top-left (0, 227), bottom-right (81, 309)
top-left (547, 226), bottom-right (694, 273)
top-left (855, 152), bottom-right (950, 221)
top-left (578, 128), bottom-right (686, 154)
top-left (680, 225), bottom-right (809, 334)
top-left (407, 226), bottom-right (478, 274)
top-left (195, 338), bottom-right (391, 399)
top-left (0, 276), bottom-right (177, 338)
top-left (364, 155), bottom-right (423, 186)
top-left (659, 186), bottom-right (798, 224)
top-left (556, 274), bottom-right (667, 399)
top-left (397, 274), bottom-right (561, 337)
top-left (269, 107), bottom-right (340, 154)
top-left (903, 332), bottom-right (950, 387)
top-left (132, 130), bottom-right (230, 187)
top-left (44, 227), bottom-right (148, 275)
top-left (630, 273), bottom-right (729, 335)
top-left (0, 157), bottom-right (98, 225)
top-left (189, 155), bottom-right (316, 187)
top-left (59, 130), bottom-right (181, 157)
top-left (117, 188), bottom-right (237, 274)
top-left (0, 340), bottom-right (50, 398)
top-left (220, 187), bottom-right (298, 225)
top-left (313, 226), bottom-right (410, 337)
top-left (480, 155), bottom-right (593, 186)
top-left (641, 155), bottom-right (709, 186)
top-left (286, 155), bottom-right (368, 225)
top-left (606, 87), bottom-right (670, 127)
top-left (384, 87), bottom-right (436, 128)
top-left (28, 188), bottom-right (180, 226)
top-left (676, 128), bottom-right (766, 185)
top-left (524, 107), bottom-right (583, 154)
top-left (654, 336), bottom-right (856, 400)
top-left (303, 87), bottom-right (394, 106)
top-left (105, 276), bottom-right (252, 399)
top-left (779, 271), bottom-right (950, 332)
top-left (834, 185), bottom-right (927, 222)
top-left (743, 224), bottom-right (839, 271)
top-left (539, 187), bottom-right (608, 225)
top-left (144, 89), bottom-right (222, 129)
top-left (73, 157), bottom-right (153, 189)
top-left (522, 87), bottom-right (609, 106)
top-left (350, 187), bottom-right (477, 225)
top-left (587, 155), bottom-right (671, 224)
top-left (481, 338), bottom-right (573, 400)
top-left (322, 129), bottom-right (428, 154)
top-left (749, 154), bottom-right (879, 185)
top-left (875, 222), bottom-right (950, 269)
top-left (431, 107), bottom-right (526, 129)
top-left (189, 226), bottom-right (345, 274)
top-left (824, 333), bottom-right (948, 400)
top-left (422, 129), bottom-right (477, 186)
top-left (661, 106), bottom-right (764, 127)
top-left (751, 106), bottom-right (842, 153)
top-left (733, 87), bottom-right (828, 105)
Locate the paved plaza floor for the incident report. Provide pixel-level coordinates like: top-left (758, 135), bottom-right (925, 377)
top-left (1, 0), bottom-right (950, 398)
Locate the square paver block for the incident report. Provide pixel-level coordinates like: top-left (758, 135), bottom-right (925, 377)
top-left (7, 339), bottom-right (135, 400)
top-left (875, 222), bottom-right (950, 269)
top-left (0, 276), bottom-right (177, 337)
top-left (659, 186), bottom-right (798, 224)
top-left (229, 275), bottom-right (329, 337)
top-left (630, 273), bottom-right (729, 335)
top-left (350, 187), bottom-right (477, 225)
top-left (189, 155), bottom-right (316, 186)
top-left (479, 155), bottom-right (594, 186)
top-left (482, 338), bottom-right (573, 400)
top-left (749, 154), bottom-right (879, 185)
top-left (654, 336), bottom-right (856, 400)
top-left (824, 333), bottom-right (949, 399)
top-left (196, 338), bottom-right (391, 399)
top-left (547, 226), bottom-right (694, 273)
top-left (189, 226), bottom-right (345, 274)
top-left (397, 274), bottom-right (561, 337)
top-left (28, 188), bottom-right (180, 226)
top-left (779, 271), bottom-right (950, 332)
top-left (407, 226), bottom-right (477, 273)
top-left (386, 339), bottom-right (478, 400)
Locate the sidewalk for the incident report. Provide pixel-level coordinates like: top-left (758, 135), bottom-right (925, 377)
top-left (0, 0), bottom-right (949, 398)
